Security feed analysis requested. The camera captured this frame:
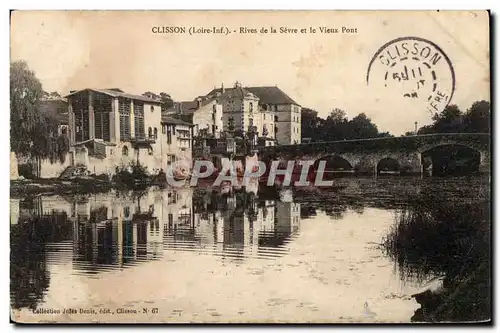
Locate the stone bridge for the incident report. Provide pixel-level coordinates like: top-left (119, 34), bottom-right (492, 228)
top-left (258, 133), bottom-right (491, 175)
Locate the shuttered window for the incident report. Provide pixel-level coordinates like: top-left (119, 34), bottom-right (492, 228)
top-left (119, 98), bottom-right (131, 141)
top-left (72, 93), bottom-right (89, 142)
top-left (93, 93), bottom-right (111, 141)
top-left (134, 102), bottom-right (145, 139)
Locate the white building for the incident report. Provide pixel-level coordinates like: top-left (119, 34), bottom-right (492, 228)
top-left (61, 88), bottom-right (193, 177)
top-left (206, 83), bottom-right (301, 145)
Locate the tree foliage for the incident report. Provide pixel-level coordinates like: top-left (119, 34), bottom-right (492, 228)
top-left (142, 91), bottom-right (174, 110)
top-left (10, 60), bottom-right (70, 168)
top-left (417, 101), bottom-right (490, 135)
top-left (301, 108), bottom-right (393, 141)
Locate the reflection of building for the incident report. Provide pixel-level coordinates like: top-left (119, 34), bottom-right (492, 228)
top-left (70, 190), bottom-right (165, 270)
top-left (10, 199), bottom-right (21, 225)
top-left (11, 187), bottom-right (301, 282)
top-left (191, 190), bottom-right (301, 258)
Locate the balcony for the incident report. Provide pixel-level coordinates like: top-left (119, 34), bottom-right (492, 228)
top-left (130, 134), bottom-right (156, 147)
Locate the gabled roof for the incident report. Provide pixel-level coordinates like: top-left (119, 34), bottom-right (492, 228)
top-left (206, 86), bottom-right (257, 101)
top-left (206, 86), bottom-right (299, 106)
top-left (164, 98), bottom-right (216, 115)
top-left (161, 115), bottom-right (195, 127)
top-left (65, 88), bottom-right (162, 104)
top-left (246, 86), bottom-right (299, 106)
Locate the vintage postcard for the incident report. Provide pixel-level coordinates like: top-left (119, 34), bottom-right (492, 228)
top-left (9, 10), bottom-right (491, 323)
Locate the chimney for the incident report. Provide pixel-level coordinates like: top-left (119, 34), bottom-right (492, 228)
top-left (196, 98), bottom-right (202, 109)
top-left (221, 82), bottom-right (225, 94)
top-left (178, 102), bottom-right (183, 114)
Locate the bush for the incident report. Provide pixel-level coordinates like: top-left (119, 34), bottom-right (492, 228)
top-left (113, 161), bottom-right (151, 187)
top-left (18, 163), bottom-right (36, 179)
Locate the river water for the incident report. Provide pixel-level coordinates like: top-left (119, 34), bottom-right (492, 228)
top-left (10, 176), bottom-right (490, 323)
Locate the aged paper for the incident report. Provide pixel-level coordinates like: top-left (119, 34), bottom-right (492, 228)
top-left (10, 10), bottom-right (490, 323)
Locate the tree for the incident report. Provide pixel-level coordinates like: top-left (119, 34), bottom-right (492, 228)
top-left (416, 101), bottom-right (490, 134)
top-left (463, 100), bottom-right (490, 133)
top-left (10, 61), bottom-right (70, 175)
top-left (142, 91), bottom-right (159, 100)
top-left (301, 107), bottom-right (392, 141)
top-left (431, 104), bottom-right (463, 133)
top-left (328, 108), bottom-right (347, 123)
top-left (10, 61), bottom-right (45, 156)
top-left (347, 113), bottom-right (379, 139)
top-left (301, 108), bottom-right (324, 140)
top-left (159, 92), bottom-right (174, 109)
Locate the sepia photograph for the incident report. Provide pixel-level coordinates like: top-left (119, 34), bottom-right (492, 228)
top-left (9, 10), bottom-right (491, 324)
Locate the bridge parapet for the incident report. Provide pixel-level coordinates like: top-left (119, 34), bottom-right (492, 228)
top-left (260, 133), bottom-right (490, 159)
top-left (258, 133), bottom-right (490, 175)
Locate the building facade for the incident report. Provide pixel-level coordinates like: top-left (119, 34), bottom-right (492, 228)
top-left (206, 83), bottom-right (301, 145)
top-left (65, 88), bottom-right (193, 176)
top-left (165, 98), bottom-right (223, 139)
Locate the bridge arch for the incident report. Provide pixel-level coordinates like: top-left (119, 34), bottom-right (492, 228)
top-left (420, 143), bottom-right (482, 176)
top-left (376, 157), bottom-right (400, 175)
top-left (313, 154), bottom-right (356, 172)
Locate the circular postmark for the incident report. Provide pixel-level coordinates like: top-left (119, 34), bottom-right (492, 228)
top-left (366, 37), bottom-right (455, 115)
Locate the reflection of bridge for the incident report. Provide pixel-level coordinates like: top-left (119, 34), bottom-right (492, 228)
top-left (260, 133), bottom-right (491, 174)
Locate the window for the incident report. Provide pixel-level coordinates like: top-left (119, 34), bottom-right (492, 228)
top-left (134, 102), bottom-right (145, 138)
top-left (149, 205), bottom-right (154, 214)
top-left (167, 126), bottom-right (172, 144)
top-left (148, 147), bottom-right (153, 155)
top-left (118, 98), bottom-right (131, 141)
top-left (148, 127), bottom-right (152, 138)
top-left (275, 115), bottom-right (279, 122)
top-left (150, 105), bottom-right (154, 113)
top-left (162, 124), bottom-right (166, 134)
top-left (122, 145), bottom-right (129, 156)
top-left (274, 105), bottom-right (278, 112)
top-left (154, 127), bottom-right (158, 139)
top-left (249, 102), bottom-right (253, 113)
top-left (124, 206), bottom-right (130, 218)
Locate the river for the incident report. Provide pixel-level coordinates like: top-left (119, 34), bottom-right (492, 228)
top-left (10, 176), bottom-right (490, 323)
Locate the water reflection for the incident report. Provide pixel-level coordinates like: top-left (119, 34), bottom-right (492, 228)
top-left (10, 185), bottom-right (301, 310)
top-left (10, 176), bottom-right (491, 323)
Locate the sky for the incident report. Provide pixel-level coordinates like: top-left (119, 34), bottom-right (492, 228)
top-left (10, 10), bottom-right (490, 135)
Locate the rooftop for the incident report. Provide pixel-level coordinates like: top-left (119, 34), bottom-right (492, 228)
top-left (65, 88), bottom-right (163, 104)
top-left (161, 115), bottom-right (195, 127)
top-left (206, 85), bottom-right (299, 106)
top-left (164, 98), bottom-right (216, 115)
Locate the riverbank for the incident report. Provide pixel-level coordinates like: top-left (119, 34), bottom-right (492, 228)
top-left (10, 177), bottom-right (115, 197)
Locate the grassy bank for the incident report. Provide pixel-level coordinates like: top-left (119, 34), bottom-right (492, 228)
top-left (382, 192), bottom-right (491, 322)
top-left (10, 177), bottom-right (114, 197)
